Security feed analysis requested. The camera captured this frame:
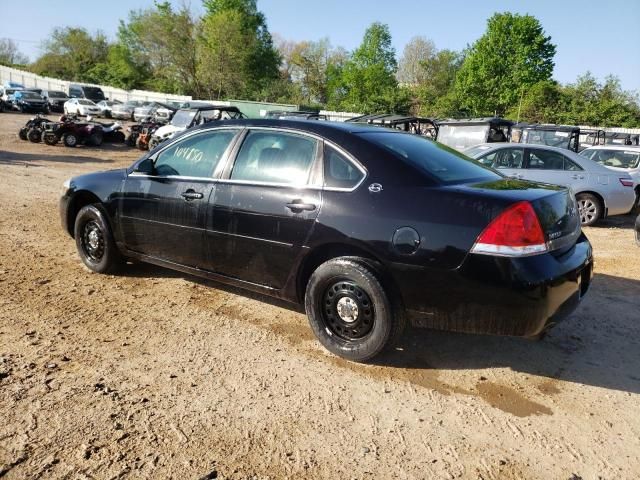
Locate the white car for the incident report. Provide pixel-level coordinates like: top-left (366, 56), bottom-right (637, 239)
top-left (465, 143), bottom-right (636, 226)
top-left (579, 145), bottom-right (640, 206)
top-left (64, 98), bottom-right (101, 117)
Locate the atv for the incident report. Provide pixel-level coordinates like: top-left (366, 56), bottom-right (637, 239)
top-left (41, 115), bottom-right (104, 147)
top-left (18, 114), bottom-right (51, 143)
top-left (86, 116), bottom-right (126, 143)
top-left (136, 122), bottom-right (162, 150)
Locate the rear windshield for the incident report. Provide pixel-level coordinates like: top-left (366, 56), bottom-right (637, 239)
top-left (82, 87), bottom-right (104, 99)
top-left (582, 149), bottom-right (640, 169)
top-left (522, 129), bottom-right (573, 149)
top-left (79, 99), bottom-right (96, 106)
top-left (21, 92), bottom-right (41, 99)
top-left (437, 125), bottom-right (490, 150)
top-left (360, 131), bottom-right (501, 185)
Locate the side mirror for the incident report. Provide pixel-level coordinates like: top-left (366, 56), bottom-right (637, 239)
top-left (135, 157), bottom-right (156, 175)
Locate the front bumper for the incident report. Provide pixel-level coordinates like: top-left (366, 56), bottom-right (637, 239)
top-left (60, 193), bottom-right (72, 237)
top-left (402, 234), bottom-right (594, 337)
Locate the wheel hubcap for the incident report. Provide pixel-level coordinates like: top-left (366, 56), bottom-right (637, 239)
top-left (578, 199), bottom-right (597, 223)
top-left (82, 221), bottom-right (104, 262)
top-left (321, 281), bottom-right (374, 341)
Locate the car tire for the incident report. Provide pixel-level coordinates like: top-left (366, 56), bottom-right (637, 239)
top-left (88, 132), bottom-right (103, 147)
top-left (74, 204), bottom-right (123, 274)
top-left (27, 128), bottom-right (42, 143)
top-left (63, 133), bottom-right (78, 148)
top-left (112, 131), bottom-right (125, 143)
top-left (576, 193), bottom-right (602, 226)
top-left (43, 133), bottom-right (58, 146)
top-left (18, 127), bottom-right (28, 141)
top-left (305, 257), bottom-right (405, 362)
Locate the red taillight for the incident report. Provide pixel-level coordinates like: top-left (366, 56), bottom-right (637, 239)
top-left (471, 201), bottom-right (547, 256)
top-left (619, 178), bottom-right (634, 187)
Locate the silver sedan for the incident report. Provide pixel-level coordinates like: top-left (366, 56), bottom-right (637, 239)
top-left (465, 143), bottom-right (636, 225)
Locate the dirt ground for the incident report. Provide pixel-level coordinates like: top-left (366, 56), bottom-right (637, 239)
top-left (0, 111), bottom-right (639, 480)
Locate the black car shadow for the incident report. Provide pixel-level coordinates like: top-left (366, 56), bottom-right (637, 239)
top-left (0, 150), bottom-right (116, 166)
top-left (589, 211), bottom-right (638, 230)
top-left (118, 261), bottom-right (640, 395)
top-left (376, 272), bottom-right (640, 395)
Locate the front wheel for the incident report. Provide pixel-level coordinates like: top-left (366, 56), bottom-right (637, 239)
top-left (18, 127), bottom-right (28, 141)
top-left (43, 133), bottom-right (58, 146)
top-left (74, 204), bottom-right (123, 274)
top-left (305, 257), bottom-right (405, 362)
top-left (576, 193), bottom-right (602, 226)
top-left (63, 133), bottom-right (78, 147)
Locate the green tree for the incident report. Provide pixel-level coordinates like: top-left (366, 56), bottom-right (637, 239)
top-left (397, 36), bottom-right (436, 85)
top-left (455, 13), bottom-right (556, 116)
top-left (118, 2), bottom-right (199, 95)
top-left (84, 44), bottom-right (146, 90)
top-left (202, 0), bottom-right (280, 98)
top-left (415, 49), bottom-right (463, 117)
top-left (198, 10), bottom-right (253, 99)
top-left (32, 28), bottom-right (108, 81)
top-left (334, 22), bottom-right (406, 113)
top-left (506, 80), bottom-right (564, 123)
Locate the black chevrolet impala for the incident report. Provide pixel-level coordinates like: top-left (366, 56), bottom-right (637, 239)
top-left (60, 119), bottom-right (593, 361)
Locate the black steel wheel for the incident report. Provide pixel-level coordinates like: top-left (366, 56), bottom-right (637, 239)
top-left (305, 257), bottom-right (405, 362)
top-left (74, 204), bottom-right (123, 274)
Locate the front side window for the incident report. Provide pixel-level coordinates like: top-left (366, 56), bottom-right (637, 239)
top-left (231, 130), bottom-right (318, 185)
top-left (154, 130), bottom-right (237, 177)
top-left (323, 145), bottom-right (364, 189)
top-left (527, 149), bottom-right (566, 170)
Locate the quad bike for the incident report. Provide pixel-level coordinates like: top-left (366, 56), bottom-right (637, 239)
top-left (86, 116), bottom-right (126, 143)
top-left (41, 115), bottom-right (104, 147)
top-left (18, 114), bottom-right (51, 143)
top-left (126, 120), bottom-right (159, 148)
top-left (135, 122), bottom-right (162, 150)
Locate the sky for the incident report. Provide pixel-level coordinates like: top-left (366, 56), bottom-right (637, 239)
top-left (3, 0), bottom-right (640, 92)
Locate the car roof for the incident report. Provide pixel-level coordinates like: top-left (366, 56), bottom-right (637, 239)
top-left (582, 145), bottom-right (640, 151)
top-left (438, 117), bottom-right (513, 127)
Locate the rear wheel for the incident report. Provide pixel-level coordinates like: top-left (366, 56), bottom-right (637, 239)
top-left (74, 204), bottom-right (123, 274)
top-left (305, 257), bottom-right (405, 362)
top-left (27, 128), bottom-right (41, 143)
top-left (18, 127), bottom-right (28, 141)
top-left (576, 193), bottom-right (602, 226)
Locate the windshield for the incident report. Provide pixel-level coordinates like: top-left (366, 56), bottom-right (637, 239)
top-left (522, 129), bottom-right (572, 149)
top-left (79, 99), bottom-right (96, 106)
top-left (21, 92), bottom-right (41, 99)
top-left (437, 125), bottom-right (490, 151)
top-left (171, 110), bottom-right (197, 128)
top-left (83, 87), bottom-right (104, 100)
top-left (582, 149), bottom-right (640, 169)
top-left (360, 131), bottom-right (501, 185)
top-left (48, 91), bottom-right (67, 98)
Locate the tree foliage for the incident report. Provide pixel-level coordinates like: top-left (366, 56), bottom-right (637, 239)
top-left (455, 13), bottom-right (556, 116)
top-left (0, 38), bottom-right (29, 66)
top-left (21, 7), bottom-right (640, 127)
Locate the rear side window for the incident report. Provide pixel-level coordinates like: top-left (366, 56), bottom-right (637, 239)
top-left (323, 145), bottom-right (364, 189)
top-left (527, 149), bottom-right (565, 170)
top-left (154, 130), bottom-right (237, 177)
top-left (231, 131), bottom-right (317, 185)
top-left (478, 148), bottom-right (524, 169)
top-left (360, 131), bottom-right (500, 184)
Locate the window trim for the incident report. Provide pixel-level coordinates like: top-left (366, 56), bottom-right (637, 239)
top-left (129, 126), bottom-right (243, 180)
top-left (321, 140), bottom-right (368, 192)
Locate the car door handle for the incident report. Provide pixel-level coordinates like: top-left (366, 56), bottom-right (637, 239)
top-left (571, 174), bottom-right (585, 180)
top-left (181, 190), bottom-right (203, 201)
top-left (286, 200), bottom-right (316, 212)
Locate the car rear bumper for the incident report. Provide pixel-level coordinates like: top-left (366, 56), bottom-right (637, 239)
top-left (401, 233), bottom-right (593, 337)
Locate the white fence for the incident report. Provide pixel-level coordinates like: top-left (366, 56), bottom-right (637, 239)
top-left (0, 65), bottom-right (191, 104)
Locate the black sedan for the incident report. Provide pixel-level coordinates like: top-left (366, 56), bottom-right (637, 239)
top-left (60, 119), bottom-right (593, 361)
